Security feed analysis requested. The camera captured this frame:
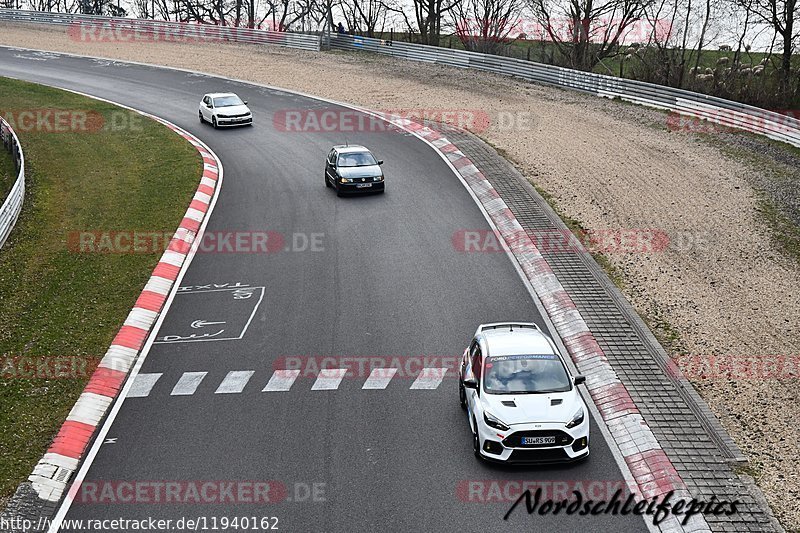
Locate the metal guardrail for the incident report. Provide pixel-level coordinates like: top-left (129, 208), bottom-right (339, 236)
top-left (0, 9), bottom-right (321, 51)
top-left (0, 116), bottom-right (25, 249)
top-left (329, 34), bottom-right (800, 148)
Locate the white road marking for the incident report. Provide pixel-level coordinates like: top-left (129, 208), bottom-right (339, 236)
top-left (311, 368), bottom-right (348, 390)
top-left (171, 371), bottom-right (207, 395)
top-left (215, 371), bottom-right (255, 394)
top-left (362, 367), bottom-right (398, 389)
top-left (410, 368), bottom-right (448, 389)
top-left (128, 373), bottom-right (162, 397)
top-left (262, 370), bottom-right (301, 392)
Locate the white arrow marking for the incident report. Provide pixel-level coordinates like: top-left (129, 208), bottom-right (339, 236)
top-left (191, 319), bottom-right (227, 329)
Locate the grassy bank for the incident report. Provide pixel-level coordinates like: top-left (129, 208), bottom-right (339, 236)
top-left (0, 77), bottom-right (201, 499)
top-left (0, 141), bottom-right (16, 201)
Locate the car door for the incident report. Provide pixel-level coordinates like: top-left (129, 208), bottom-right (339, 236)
top-left (204, 97), bottom-right (215, 120)
top-left (466, 342), bottom-right (482, 419)
top-left (201, 96), bottom-right (210, 121)
top-left (325, 150), bottom-right (337, 184)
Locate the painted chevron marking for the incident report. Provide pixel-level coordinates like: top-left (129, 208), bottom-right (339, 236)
top-left (262, 370), bottom-right (301, 392)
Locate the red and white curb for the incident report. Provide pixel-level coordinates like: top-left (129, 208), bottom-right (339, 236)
top-left (27, 115), bottom-right (221, 505)
top-left (390, 119), bottom-right (708, 533)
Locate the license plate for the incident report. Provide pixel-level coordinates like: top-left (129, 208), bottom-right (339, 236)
top-left (356, 183), bottom-right (373, 188)
top-left (521, 436), bottom-right (556, 445)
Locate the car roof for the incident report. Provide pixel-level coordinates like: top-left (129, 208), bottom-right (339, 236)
top-left (205, 93), bottom-right (240, 99)
top-left (332, 145), bottom-right (371, 154)
top-left (482, 327), bottom-right (555, 357)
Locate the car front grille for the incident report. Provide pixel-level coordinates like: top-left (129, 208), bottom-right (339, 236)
top-left (502, 429), bottom-right (573, 448)
top-left (508, 448), bottom-right (570, 463)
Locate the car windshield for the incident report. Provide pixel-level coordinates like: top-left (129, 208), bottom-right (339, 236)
top-left (213, 96), bottom-right (244, 107)
top-left (337, 152), bottom-right (377, 167)
top-left (483, 354), bottom-right (571, 394)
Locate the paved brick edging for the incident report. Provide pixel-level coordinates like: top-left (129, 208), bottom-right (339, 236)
top-left (25, 115), bottom-right (221, 505)
top-left (392, 119), bottom-right (707, 533)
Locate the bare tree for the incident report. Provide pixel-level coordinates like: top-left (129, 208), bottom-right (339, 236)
top-left (734, 0), bottom-right (797, 84)
top-left (452, 0), bottom-right (525, 53)
top-left (387, 0), bottom-right (462, 44)
top-left (340, 0), bottom-right (388, 35)
top-left (529, 0), bottom-right (652, 70)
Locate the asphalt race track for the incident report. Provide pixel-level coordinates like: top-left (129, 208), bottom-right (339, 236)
top-left (0, 47), bottom-right (649, 532)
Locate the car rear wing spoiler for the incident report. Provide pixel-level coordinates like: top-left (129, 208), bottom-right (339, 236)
top-left (479, 322), bottom-right (540, 332)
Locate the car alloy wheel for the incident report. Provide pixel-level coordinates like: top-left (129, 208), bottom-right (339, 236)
top-left (212, 117), bottom-right (218, 129)
top-left (199, 111), bottom-right (204, 124)
top-left (325, 173), bottom-right (332, 188)
top-left (459, 382), bottom-right (467, 410)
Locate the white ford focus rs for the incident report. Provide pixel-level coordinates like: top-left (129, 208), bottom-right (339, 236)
top-left (459, 322), bottom-right (590, 464)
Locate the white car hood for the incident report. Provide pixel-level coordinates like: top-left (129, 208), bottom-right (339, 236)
top-left (215, 104), bottom-right (250, 115)
top-left (482, 389), bottom-right (583, 425)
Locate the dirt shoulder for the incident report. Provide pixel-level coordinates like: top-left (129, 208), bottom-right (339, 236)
top-left (1, 24), bottom-right (798, 528)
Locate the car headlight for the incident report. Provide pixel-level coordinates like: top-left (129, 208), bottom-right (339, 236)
top-left (373, 176), bottom-right (383, 182)
top-left (340, 177), bottom-right (352, 183)
top-left (566, 407), bottom-right (584, 429)
top-left (483, 411), bottom-right (510, 431)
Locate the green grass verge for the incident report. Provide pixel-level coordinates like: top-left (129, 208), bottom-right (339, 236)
top-left (703, 132), bottom-right (800, 265)
top-left (0, 77), bottom-right (201, 499)
top-left (0, 139), bottom-right (16, 201)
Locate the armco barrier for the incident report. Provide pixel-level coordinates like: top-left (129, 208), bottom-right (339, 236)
top-left (0, 9), bottom-right (321, 51)
top-left (0, 116), bottom-right (24, 249)
top-left (329, 34), bottom-right (800, 148)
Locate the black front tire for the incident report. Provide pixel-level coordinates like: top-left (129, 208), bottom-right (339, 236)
top-left (472, 418), bottom-right (482, 458)
top-left (199, 112), bottom-right (204, 124)
top-left (212, 117), bottom-right (218, 129)
top-left (459, 382), bottom-right (467, 410)
top-left (325, 174), bottom-right (332, 188)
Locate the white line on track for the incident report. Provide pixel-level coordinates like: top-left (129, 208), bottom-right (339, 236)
top-left (215, 371), bottom-right (255, 394)
top-left (311, 368), bottom-right (348, 390)
top-left (127, 373), bottom-right (162, 398)
top-left (262, 369), bottom-right (301, 392)
top-left (409, 368), bottom-right (448, 389)
top-left (362, 367), bottom-right (398, 389)
top-left (171, 371), bottom-right (207, 395)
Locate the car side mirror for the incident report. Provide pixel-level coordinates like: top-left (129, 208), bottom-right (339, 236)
top-left (463, 378), bottom-right (478, 389)
top-left (377, 160), bottom-right (384, 165)
top-left (244, 100), bottom-right (248, 105)
top-left (574, 375), bottom-right (586, 385)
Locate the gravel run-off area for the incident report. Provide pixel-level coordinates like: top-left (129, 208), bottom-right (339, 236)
top-left (0, 24), bottom-right (799, 529)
